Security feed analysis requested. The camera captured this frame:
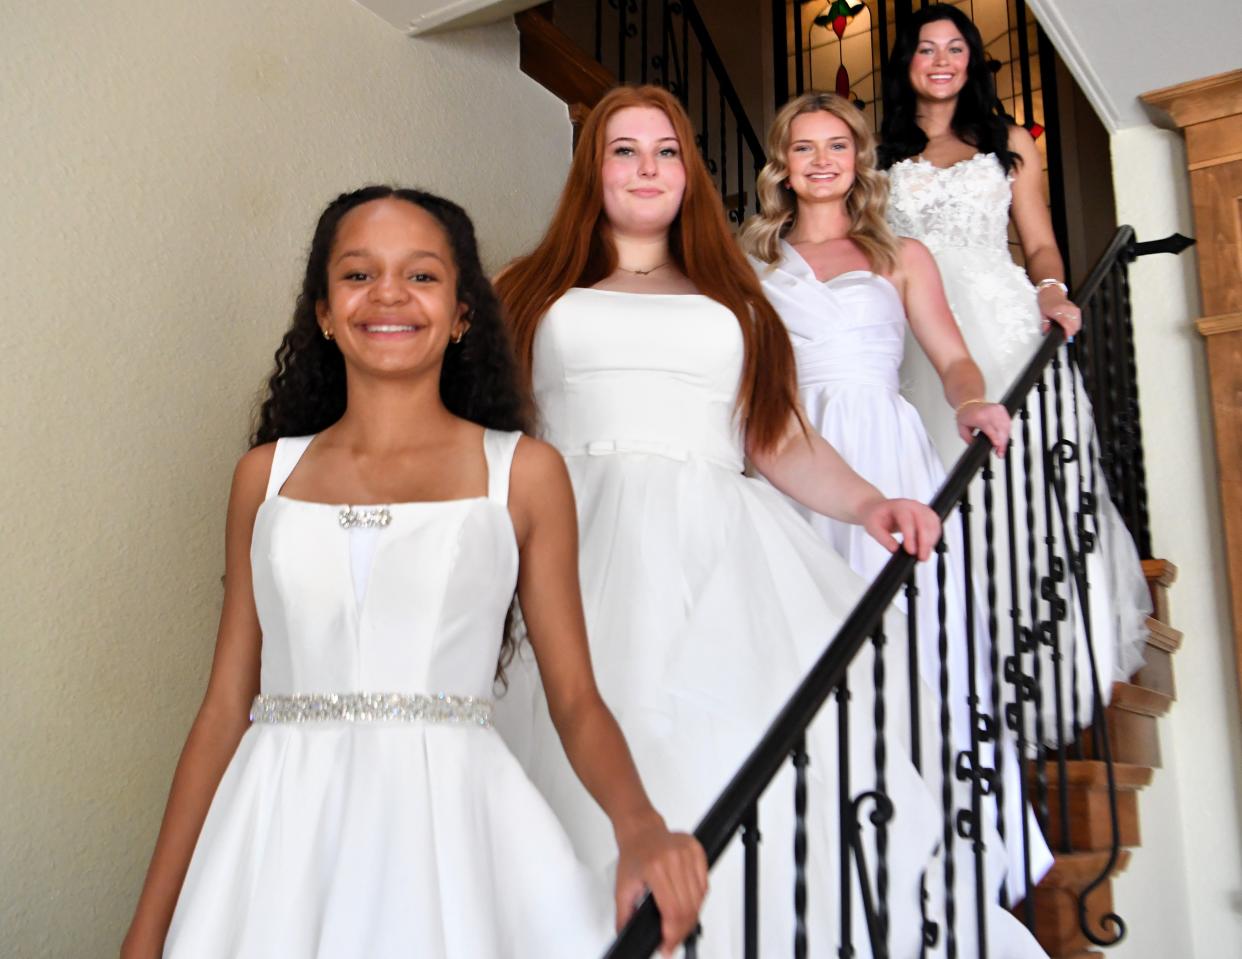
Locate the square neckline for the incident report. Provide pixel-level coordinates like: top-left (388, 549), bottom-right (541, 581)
top-left (270, 428), bottom-right (507, 510)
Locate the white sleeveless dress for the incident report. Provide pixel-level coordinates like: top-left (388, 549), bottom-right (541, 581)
top-left (495, 287), bottom-right (941, 958)
top-left (164, 429), bottom-right (612, 958)
top-left (755, 254), bottom-right (1053, 936)
top-left (886, 154), bottom-right (1151, 728)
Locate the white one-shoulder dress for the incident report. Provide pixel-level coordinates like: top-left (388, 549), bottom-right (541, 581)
top-left (755, 251), bottom-right (1054, 934)
top-left (164, 429), bottom-right (612, 958)
top-left (496, 287), bottom-right (943, 958)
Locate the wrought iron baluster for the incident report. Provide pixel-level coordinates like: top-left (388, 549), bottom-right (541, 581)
top-left (838, 675), bottom-right (853, 957)
top-left (1021, 397), bottom-right (1050, 836)
top-left (1067, 342), bottom-right (1087, 755)
top-left (699, 51), bottom-right (709, 166)
top-left (793, 734), bottom-right (809, 959)
top-left (1007, 402), bottom-right (1037, 930)
top-left (906, 572), bottom-right (921, 775)
top-left (719, 91), bottom-right (728, 208)
top-left (681, 2), bottom-right (689, 105)
top-left (956, 491), bottom-right (989, 956)
top-left (660, 0), bottom-right (669, 86)
top-left (641, 0), bottom-right (649, 83)
top-left (1045, 399), bottom-right (1129, 950)
top-left (793, 1), bottom-right (804, 95)
top-left (595, 0), bottom-right (604, 63)
top-left (618, 0), bottom-right (627, 82)
top-left (1099, 272), bottom-right (1123, 507)
top-left (742, 804), bottom-right (760, 959)
top-left (872, 621), bottom-right (890, 951)
top-left (936, 537), bottom-right (957, 959)
top-left (1038, 364), bottom-right (1072, 854)
top-left (735, 125), bottom-right (744, 223)
top-left (982, 458), bottom-right (1009, 908)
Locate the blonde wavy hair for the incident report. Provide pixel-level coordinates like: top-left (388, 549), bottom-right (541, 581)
top-left (740, 92), bottom-right (901, 271)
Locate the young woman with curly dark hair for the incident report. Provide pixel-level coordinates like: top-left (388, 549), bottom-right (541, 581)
top-left (122, 186), bottom-right (706, 959)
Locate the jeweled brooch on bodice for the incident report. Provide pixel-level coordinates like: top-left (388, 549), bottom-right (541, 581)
top-left (338, 506), bottom-right (392, 529)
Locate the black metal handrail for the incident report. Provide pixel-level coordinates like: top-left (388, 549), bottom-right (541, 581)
top-left (602, 226), bottom-right (1186, 957)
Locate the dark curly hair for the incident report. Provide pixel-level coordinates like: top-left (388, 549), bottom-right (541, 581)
top-left (877, 4), bottom-right (1020, 174)
top-left (252, 185), bottom-right (530, 446)
top-left (251, 185), bottom-right (531, 683)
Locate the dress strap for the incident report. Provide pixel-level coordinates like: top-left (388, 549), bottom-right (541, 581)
top-left (264, 435), bottom-right (315, 500)
top-left (483, 429), bottom-right (522, 506)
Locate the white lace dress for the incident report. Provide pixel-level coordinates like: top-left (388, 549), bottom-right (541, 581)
top-left (886, 153), bottom-right (1151, 736)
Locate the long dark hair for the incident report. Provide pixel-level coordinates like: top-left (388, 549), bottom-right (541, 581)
top-left (877, 4), bottom-right (1019, 173)
top-left (251, 185), bottom-right (530, 446)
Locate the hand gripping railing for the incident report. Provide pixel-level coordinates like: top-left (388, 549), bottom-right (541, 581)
top-left (601, 226), bottom-right (1189, 957)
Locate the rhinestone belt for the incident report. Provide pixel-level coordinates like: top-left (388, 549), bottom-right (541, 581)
top-left (250, 692), bottom-right (493, 728)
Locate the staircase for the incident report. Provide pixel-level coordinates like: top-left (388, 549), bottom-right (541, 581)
top-left (1028, 561), bottom-right (1181, 958)
top-left (513, 5), bottom-right (1188, 957)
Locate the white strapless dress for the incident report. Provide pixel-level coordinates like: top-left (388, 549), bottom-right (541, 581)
top-left (886, 153), bottom-right (1151, 730)
top-left (164, 430), bottom-right (612, 958)
top-left (496, 287), bottom-right (946, 958)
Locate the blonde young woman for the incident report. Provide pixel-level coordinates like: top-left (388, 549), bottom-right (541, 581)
top-left (741, 93), bottom-right (1051, 957)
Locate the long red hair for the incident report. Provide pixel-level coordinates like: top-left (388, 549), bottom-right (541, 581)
top-left (495, 85), bottom-right (799, 453)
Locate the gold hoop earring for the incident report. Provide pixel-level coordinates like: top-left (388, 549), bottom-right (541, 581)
top-left (451, 329), bottom-right (465, 345)
top-left (322, 327), bottom-right (334, 341)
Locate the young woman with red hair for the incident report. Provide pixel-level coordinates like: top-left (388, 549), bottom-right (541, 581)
top-left (495, 85), bottom-right (942, 956)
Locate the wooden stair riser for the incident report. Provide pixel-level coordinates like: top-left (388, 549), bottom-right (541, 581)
top-left (1042, 787), bottom-right (1141, 851)
top-left (1081, 707), bottom-right (1161, 767)
top-left (1131, 642), bottom-right (1176, 699)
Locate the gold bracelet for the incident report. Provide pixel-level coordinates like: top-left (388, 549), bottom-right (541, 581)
top-left (954, 397), bottom-right (988, 416)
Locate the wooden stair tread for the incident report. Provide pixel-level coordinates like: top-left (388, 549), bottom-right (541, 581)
top-left (1145, 615), bottom-right (1183, 652)
top-left (1032, 759), bottom-right (1153, 790)
top-left (1109, 681), bottom-right (1173, 717)
top-left (1141, 558), bottom-right (1177, 586)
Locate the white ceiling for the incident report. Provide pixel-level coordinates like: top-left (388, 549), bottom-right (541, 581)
top-left (1030, 0), bottom-right (1242, 131)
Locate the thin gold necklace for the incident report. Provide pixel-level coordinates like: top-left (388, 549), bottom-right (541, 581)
top-left (617, 260), bottom-right (671, 276)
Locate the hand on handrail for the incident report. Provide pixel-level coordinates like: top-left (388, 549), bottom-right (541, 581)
top-left (614, 819), bottom-right (709, 956)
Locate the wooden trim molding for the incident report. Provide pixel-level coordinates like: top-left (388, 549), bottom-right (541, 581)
top-left (515, 9), bottom-right (613, 112)
top-left (1141, 68), bottom-right (1242, 130)
top-left (1141, 68), bottom-right (1242, 708)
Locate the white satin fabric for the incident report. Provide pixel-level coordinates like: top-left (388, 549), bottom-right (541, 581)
top-left (164, 429), bottom-right (612, 958)
top-left (496, 287), bottom-right (944, 958)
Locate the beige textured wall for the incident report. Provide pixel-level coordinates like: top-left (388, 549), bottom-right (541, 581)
top-left (1108, 125), bottom-right (1242, 956)
top-left (0, 1), bottom-right (569, 954)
